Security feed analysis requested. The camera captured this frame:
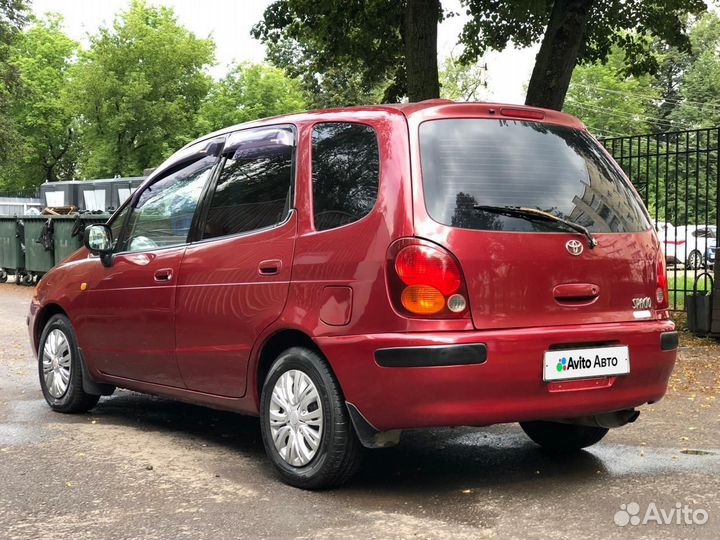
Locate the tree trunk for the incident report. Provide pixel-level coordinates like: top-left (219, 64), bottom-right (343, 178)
top-left (405, 0), bottom-right (440, 102)
top-left (525, 0), bottom-right (594, 111)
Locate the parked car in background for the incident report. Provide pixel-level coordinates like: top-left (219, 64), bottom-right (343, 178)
top-left (653, 221), bottom-right (676, 264)
top-left (665, 225), bottom-right (717, 269)
top-left (708, 244), bottom-right (717, 267)
top-left (28, 100), bottom-right (677, 489)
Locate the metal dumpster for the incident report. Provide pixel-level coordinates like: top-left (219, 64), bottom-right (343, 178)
top-left (39, 180), bottom-right (83, 209)
top-left (112, 177), bottom-right (145, 209)
top-left (78, 180), bottom-right (114, 212)
top-left (53, 213), bottom-right (110, 264)
top-left (0, 216), bottom-right (27, 283)
top-left (23, 216), bottom-right (55, 282)
top-left (75, 177), bottom-right (146, 212)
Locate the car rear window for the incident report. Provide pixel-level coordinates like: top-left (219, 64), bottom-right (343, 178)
top-left (419, 119), bottom-right (650, 233)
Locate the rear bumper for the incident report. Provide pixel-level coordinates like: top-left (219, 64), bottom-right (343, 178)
top-left (317, 320), bottom-right (677, 431)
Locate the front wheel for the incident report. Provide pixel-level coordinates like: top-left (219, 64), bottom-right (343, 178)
top-left (260, 346), bottom-right (361, 489)
top-left (38, 314), bottom-right (100, 413)
top-left (520, 420), bottom-right (608, 452)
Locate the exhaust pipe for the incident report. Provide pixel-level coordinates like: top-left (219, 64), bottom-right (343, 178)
top-left (556, 409), bottom-right (640, 429)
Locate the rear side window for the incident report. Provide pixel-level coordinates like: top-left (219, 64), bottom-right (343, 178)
top-left (312, 123), bottom-right (379, 231)
top-left (420, 119), bottom-right (650, 233)
top-left (203, 127), bottom-right (294, 239)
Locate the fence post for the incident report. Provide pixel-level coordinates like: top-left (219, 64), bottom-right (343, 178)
top-left (712, 129), bottom-right (720, 335)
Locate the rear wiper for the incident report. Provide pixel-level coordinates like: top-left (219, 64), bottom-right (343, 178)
top-left (473, 205), bottom-right (598, 249)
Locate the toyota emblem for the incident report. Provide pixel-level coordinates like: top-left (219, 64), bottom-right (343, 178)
top-left (566, 239), bottom-right (583, 256)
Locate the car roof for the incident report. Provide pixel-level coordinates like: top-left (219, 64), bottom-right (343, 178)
top-left (181, 99), bottom-right (587, 152)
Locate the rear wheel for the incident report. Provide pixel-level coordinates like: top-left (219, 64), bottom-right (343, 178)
top-left (38, 314), bottom-right (100, 413)
top-left (686, 250), bottom-right (704, 270)
top-left (520, 420), bottom-right (608, 452)
top-left (260, 346), bottom-right (361, 489)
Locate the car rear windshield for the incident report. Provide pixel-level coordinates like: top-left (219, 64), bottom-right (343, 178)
top-left (419, 119), bottom-right (650, 233)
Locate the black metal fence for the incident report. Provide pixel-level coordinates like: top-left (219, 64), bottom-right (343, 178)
top-left (602, 129), bottom-right (719, 310)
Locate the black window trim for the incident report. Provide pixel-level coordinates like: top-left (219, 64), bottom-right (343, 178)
top-left (189, 123), bottom-right (299, 246)
top-left (309, 120), bottom-right (381, 234)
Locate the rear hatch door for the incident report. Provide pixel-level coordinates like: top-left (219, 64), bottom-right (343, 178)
top-left (416, 118), bottom-right (660, 330)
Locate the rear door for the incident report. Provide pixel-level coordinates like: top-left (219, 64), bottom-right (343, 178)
top-left (174, 126), bottom-right (297, 397)
top-left (414, 118), bottom-right (660, 330)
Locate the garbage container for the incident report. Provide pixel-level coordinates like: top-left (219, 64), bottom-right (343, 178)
top-left (0, 216), bottom-right (27, 283)
top-left (53, 213), bottom-right (110, 264)
top-left (23, 216), bottom-right (55, 282)
top-left (39, 180), bottom-right (83, 209)
top-left (78, 180), bottom-right (114, 212)
top-left (114, 176), bottom-right (145, 208)
top-left (686, 272), bottom-right (714, 336)
top-left (52, 216), bottom-right (80, 264)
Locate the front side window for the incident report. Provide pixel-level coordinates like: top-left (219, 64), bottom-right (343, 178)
top-left (202, 127), bottom-right (294, 240)
top-left (420, 119), bottom-right (651, 233)
top-left (120, 157), bottom-right (216, 252)
top-left (312, 122), bottom-right (379, 231)
top-left (109, 205), bottom-right (131, 250)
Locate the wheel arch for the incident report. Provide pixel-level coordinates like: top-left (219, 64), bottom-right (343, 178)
top-left (33, 302), bottom-right (68, 352)
top-left (252, 328), bottom-right (329, 409)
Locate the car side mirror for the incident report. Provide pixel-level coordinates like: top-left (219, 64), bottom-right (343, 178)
top-left (83, 224), bottom-right (114, 267)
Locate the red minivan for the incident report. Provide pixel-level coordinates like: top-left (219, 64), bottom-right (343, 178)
top-left (29, 100), bottom-right (677, 489)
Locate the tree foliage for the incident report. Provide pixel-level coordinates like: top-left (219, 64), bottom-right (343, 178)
top-left (197, 63), bottom-right (306, 133)
top-left (254, 0), bottom-right (705, 111)
top-left (252, 0), bottom-right (407, 107)
top-left (668, 13), bottom-right (720, 128)
top-left (564, 45), bottom-right (661, 138)
top-left (439, 54), bottom-right (486, 101)
top-left (71, 0), bottom-right (215, 178)
top-left (0, 0), bottom-right (28, 162)
top-left (565, 12), bottom-right (720, 138)
top-left (460, 0), bottom-right (706, 110)
top-left (0, 15), bottom-right (78, 190)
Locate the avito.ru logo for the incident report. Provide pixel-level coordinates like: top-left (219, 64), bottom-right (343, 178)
top-left (614, 502), bottom-right (709, 527)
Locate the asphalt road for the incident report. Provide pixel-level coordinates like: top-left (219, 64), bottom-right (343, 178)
top-left (1, 282), bottom-right (719, 539)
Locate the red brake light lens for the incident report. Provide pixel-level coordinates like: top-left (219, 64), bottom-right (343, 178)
top-left (499, 107), bottom-right (545, 120)
top-left (395, 245), bottom-right (461, 296)
top-left (388, 240), bottom-right (469, 319)
top-left (656, 255), bottom-right (669, 310)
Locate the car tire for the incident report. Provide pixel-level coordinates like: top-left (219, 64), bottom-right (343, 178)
top-left (686, 250), bottom-right (703, 270)
top-left (38, 314), bottom-right (100, 413)
top-left (260, 346), bottom-right (361, 489)
top-left (520, 420), bottom-right (608, 452)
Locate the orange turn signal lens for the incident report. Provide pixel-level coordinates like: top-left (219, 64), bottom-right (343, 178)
top-left (400, 285), bottom-right (445, 315)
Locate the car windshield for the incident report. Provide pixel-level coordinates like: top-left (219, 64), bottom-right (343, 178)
top-left (419, 119), bottom-right (651, 234)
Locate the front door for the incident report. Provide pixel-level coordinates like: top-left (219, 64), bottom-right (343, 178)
top-left (75, 153), bottom-right (219, 386)
top-left (174, 125), bottom-right (297, 397)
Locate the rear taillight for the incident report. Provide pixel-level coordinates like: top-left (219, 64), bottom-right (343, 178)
top-left (656, 255), bottom-right (669, 310)
top-left (387, 239), bottom-right (469, 318)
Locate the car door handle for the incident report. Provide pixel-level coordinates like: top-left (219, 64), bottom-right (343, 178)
top-left (154, 268), bottom-right (173, 282)
top-left (553, 283), bottom-right (599, 302)
top-left (258, 259), bottom-right (282, 276)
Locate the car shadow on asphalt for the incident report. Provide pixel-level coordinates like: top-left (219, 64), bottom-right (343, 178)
top-left (81, 389), bottom-right (607, 495)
